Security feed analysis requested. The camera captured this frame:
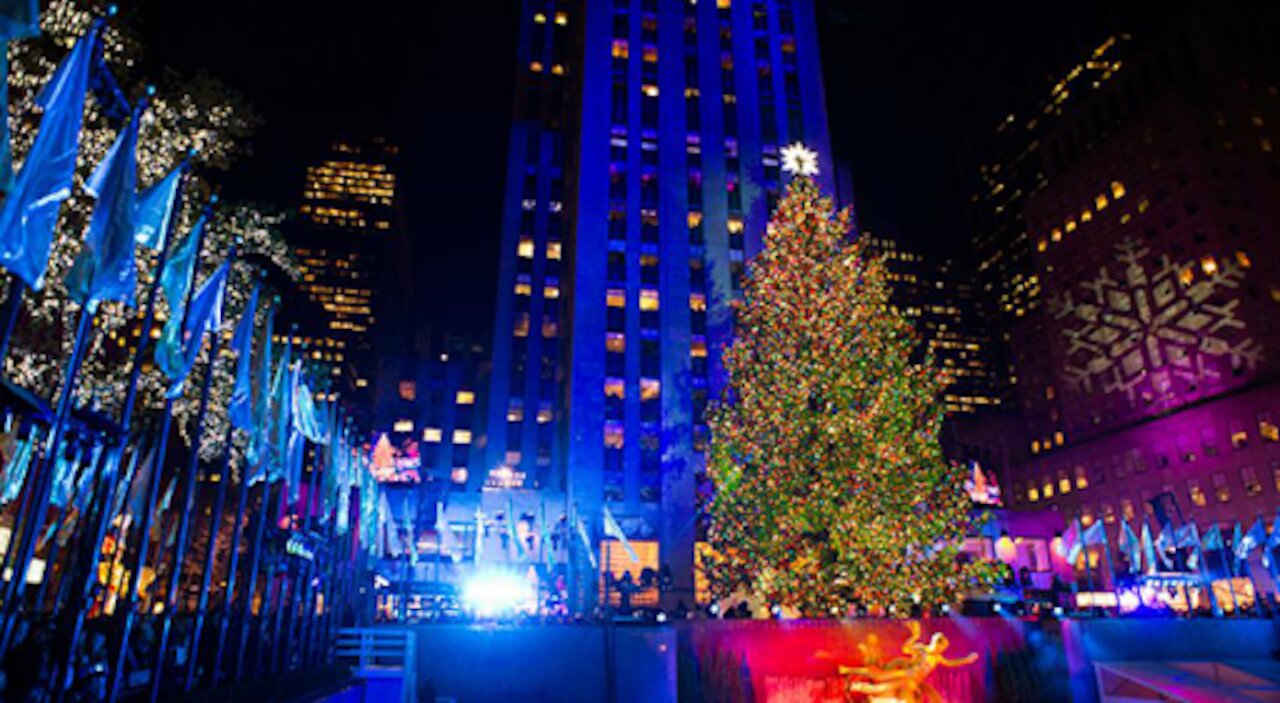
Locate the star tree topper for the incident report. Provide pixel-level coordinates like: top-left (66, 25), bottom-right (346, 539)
top-left (780, 141), bottom-right (820, 177)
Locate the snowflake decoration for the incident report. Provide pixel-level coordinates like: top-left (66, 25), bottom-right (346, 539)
top-left (1049, 237), bottom-right (1262, 411)
top-left (780, 141), bottom-right (820, 177)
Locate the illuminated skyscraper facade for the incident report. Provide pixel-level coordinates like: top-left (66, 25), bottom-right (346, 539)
top-left (289, 138), bottom-right (400, 415)
top-left (482, 0), bottom-right (833, 605)
top-left (1000, 6), bottom-right (1280, 539)
top-left (865, 236), bottom-right (1001, 418)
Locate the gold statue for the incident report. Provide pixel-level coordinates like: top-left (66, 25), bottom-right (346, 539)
top-left (830, 621), bottom-right (978, 703)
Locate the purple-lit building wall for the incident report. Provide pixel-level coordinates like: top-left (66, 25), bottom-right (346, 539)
top-left (1002, 5), bottom-right (1280, 542)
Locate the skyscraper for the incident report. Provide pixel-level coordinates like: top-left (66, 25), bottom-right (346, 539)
top-left (1000, 5), bottom-right (1280, 537)
top-left (288, 137), bottom-right (402, 421)
top-left (966, 34), bottom-right (1130, 404)
top-left (481, 0), bottom-right (833, 607)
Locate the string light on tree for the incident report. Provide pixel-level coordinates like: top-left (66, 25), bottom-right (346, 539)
top-left (779, 141), bottom-right (820, 177)
top-left (704, 164), bottom-right (1004, 616)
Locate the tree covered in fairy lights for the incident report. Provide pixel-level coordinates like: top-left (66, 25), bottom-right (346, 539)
top-left (3, 0), bottom-right (298, 465)
top-left (705, 172), bottom-right (1003, 616)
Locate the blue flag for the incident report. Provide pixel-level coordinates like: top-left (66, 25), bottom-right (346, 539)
top-left (134, 163), bottom-right (183, 250)
top-left (163, 259), bottom-right (229, 398)
top-left (291, 372), bottom-right (327, 444)
top-left (268, 339), bottom-right (292, 484)
top-left (0, 430), bottom-right (36, 502)
top-left (228, 284), bottom-right (259, 430)
top-left (65, 107), bottom-right (140, 309)
top-left (0, 0), bottom-right (39, 191)
top-left (155, 214), bottom-right (205, 380)
top-left (0, 0), bottom-right (38, 40)
top-left (1238, 517), bottom-right (1268, 561)
top-left (246, 309), bottom-right (274, 480)
top-left (0, 23), bottom-right (99, 288)
top-left (1202, 524), bottom-right (1225, 551)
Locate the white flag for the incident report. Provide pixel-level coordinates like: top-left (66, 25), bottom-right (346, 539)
top-left (602, 505), bottom-right (638, 563)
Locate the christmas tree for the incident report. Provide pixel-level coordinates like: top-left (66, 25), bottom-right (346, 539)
top-left (705, 146), bottom-right (1002, 616)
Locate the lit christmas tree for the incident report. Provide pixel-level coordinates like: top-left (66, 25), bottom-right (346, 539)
top-left (3, 0), bottom-right (297, 464)
top-left (705, 144), bottom-right (1002, 616)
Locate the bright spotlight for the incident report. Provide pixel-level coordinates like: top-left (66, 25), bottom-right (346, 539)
top-left (1053, 606), bottom-right (1064, 618)
top-left (462, 571), bottom-right (534, 618)
top-left (656, 611), bottom-right (668, 623)
top-left (940, 604), bottom-right (951, 614)
top-left (992, 603), bottom-right (1002, 613)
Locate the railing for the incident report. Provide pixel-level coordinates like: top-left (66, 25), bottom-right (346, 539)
top-left (334, 628), bottom-right (416, 703)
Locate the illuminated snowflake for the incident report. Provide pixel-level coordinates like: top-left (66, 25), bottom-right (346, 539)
top-left (1049, 237), bottom-right (1262, 408)
top-left (780, 141), bottom-right (819, 177)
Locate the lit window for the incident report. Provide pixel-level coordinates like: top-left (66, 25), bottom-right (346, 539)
top-left (1031, 440), bottom-right (1040, 454)
top-left (640, 378), bottom-right (661, 400)
top-left (544, 285), bottom-right (560, 299)
top-left (453, 429), bottom-right (473, 445)
top-left (1058, 471), bottom-right (1071, 494)
top-left (1188, 480), bottom-right (1207, 507)
top-left (690, 338), bottom-right (707, 358)
top-left (639, 289), bottom-right (660, 311)
top-left (606, 332), bottom-right (626, 353)
top-left (1236, 250), bottom-right (1251, 269)
top-left (533, 12), bottom-right (546, 23)
top-left (547, 241), bottom-right (562, 260)
top-left (716, 0), bottom-right (730, 8)
top-left (517, 238), bottom-right (535, 258)
top-left (398, 380), bottom-right (417, 401)
top-left (536, 407), bottom-right (553, 423)
top-left (1260, 414), bottom-right (1279, 442)
top-left (604, 378), bottom-right (625, 398)
top-left (1095, 194), bottom-right (1108, 210)
top-left (604, 422), bottom-right (625, 448)
top-left (515, 282), bottom-right (532, 296)
top-left (642, 84), bottom-right (659, 98)
top-left (726, 216), bottom-right (745, 234)
top-left (1200, 256), bottom-right (1218, 275)
top-left (1243, 465), bottom-right (1261, 497)
top-left (530, 61), bottom-right (543, 73)
top-left (1037, 239), bottom-right (1048, 252)
top-left (423, 427), bottom-right (442, 443)
top-left (507, 403), bottom-right (524, 422)
top-left (1042, 480), bottom-right (1054, 499)
top-left (1053, 431), bottom-right (1065, 446)
top-left (607, 289), bottom-right (626, 308)
top-left (393, 419), bottom-right (414, 434)
top-left (687, 211), bottom-right (703, 228)
top-left (451, 467), bottom-right (468, 484)
top-left (554, 10), bottom-right (567, 25)
top-left (456, 390), bottom-right (476, 405)
top-left (642, 45), bottom-right (658, 63)
top-left (1050, 227), bottom-right (1062, 242)
top-left (612, 39), bottom-right (629, 59)
top-left (1137, 198), bottom-right (1149, 213)
top-left (1110, 181), bottom-right (1126, 199)
top-left (1028, 485), bottom-right (1040, 502)
top-left (514, 314), bottom-right (530, 337)
top-left (689, 293), bottom-right (706, 311)
top-left (551, 64), bottom-right (565, 76)
top-left (1064, 219), bottom-right (1077, 233)
top-left (1074, 465), bottom-right (1089, 490)
top-left (1213, 472), bottom-right (1231, 503)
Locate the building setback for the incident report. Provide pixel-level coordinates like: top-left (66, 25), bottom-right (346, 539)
top-left (481, 0), bottom-right (834, 608)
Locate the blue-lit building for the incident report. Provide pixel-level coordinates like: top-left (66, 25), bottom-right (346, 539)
top-left (480, 0), bottom-right (834, 609)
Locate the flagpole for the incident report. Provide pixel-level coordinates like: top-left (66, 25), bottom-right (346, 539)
top-left (210, 461), bottom-right (252, 686)
top-left (0, 277), bottom-right (27, 362)
top-left (182, 420), bottom-right (235, 692)
top-left (148, 246), bottom-right (236, 703)
top-left (292, 446), bottom-right (323, 670)
top-left (236, 480), bottom-right (275, 682)
top-left (0, 304), bottom-right (95, 651)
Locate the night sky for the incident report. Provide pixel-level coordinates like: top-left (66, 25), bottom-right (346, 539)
top-left (132, 0), bottom-right (1169, 335)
